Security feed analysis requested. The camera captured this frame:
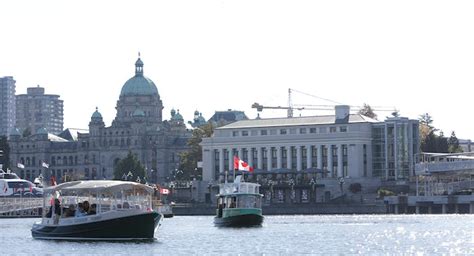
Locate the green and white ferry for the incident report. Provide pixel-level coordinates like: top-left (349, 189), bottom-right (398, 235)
top-left (214, 175), bottom-right (263, 227)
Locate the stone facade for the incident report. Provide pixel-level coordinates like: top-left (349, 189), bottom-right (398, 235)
top-left (9, 57), bottom-right (192, 183)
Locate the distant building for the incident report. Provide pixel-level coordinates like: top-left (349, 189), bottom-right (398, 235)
top-left (0, 76), bottom-right (16, 136)
top-left (16, 85), bottom-right (64, 135)
top-left (188, 110), bottom-right (207, 128)
top-left (459, 139), bottom-right (472, 152)
top-left (201, 105), bottom-right (419, 182)
top-left (9, 57), bottom-right (192, 183)
top-left (208, 109), bottom-right (248, 126)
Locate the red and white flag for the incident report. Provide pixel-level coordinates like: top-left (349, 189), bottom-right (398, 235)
top-left (41, 161), bottom-right (49, 168)
top-left (160, 188), bottom-right (169, 195)
top-left (234, 156), bottom-right (254, 172)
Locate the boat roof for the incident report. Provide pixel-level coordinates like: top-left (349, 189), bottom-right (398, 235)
top-left (44, 180), bottom-right (154, 193)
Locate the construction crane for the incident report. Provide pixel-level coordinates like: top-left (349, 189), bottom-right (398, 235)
top-left (251, 88), bottom-right (397, 118)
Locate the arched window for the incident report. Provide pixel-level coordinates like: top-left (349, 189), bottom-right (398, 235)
top-left (51, 157), bottom-right (56, 165)
top-left (63, 156), bottom-right (67, 165)
top-left (69, 156), bottom-right (73, 165)
top-left (26, 157), bottom-right (30, 166)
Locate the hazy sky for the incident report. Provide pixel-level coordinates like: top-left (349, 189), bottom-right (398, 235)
top-left (1, 1), bottom-right (473, 139)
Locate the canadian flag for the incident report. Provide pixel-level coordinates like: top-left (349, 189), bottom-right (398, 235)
top-left (234, 156), bottom-right (254, 172)
top-left (160, 188), bottom-right (170, 195)
top-left (41, 162), bottom-right (49, 168)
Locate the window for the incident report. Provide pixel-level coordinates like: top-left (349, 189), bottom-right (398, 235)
top-left (330, 127), bottom-right (337, 133)
top-left (280, 129), bottom-right (287, 135)
top-left (309, 128), bottom-right (317, 134)
top-left (319, 127), bottom-right (327, 133)
top-left (340, 126), bottom-right (347, 132)
top-left (261, 130), bottom-right (267, 136)
top-left (300, 128), bottom-right (307, 134)
top-left (232, 131), bottom-right (239, 137)
top-left (242, 131), bottom-right (249, 136)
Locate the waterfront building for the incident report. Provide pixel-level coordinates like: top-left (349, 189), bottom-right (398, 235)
top-left (459, 139), bottom-right (472, 152)
top-left (8, 57), bottom-right (192, 183)
top-left (16, 85), bottom-right (64, 135)
top-left (0, 76), bottom-right (16, 136)
top-left (201, 105), bottom-right (419, 182)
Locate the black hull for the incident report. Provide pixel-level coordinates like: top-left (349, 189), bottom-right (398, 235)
top-left (214, 214), bottom-right (263, 227)
top-left (31, 212), bottom-right (161, 241)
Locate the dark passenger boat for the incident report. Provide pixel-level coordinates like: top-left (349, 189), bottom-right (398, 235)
top-left (214, 175), bottom-right (264, 227)
top-left (31, 180), bottom-right (162, 241)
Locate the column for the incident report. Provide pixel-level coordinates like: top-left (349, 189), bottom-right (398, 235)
top-left (267, 146), bottom-right (272, 171)
top-left (238, 148), bottom-right (243, 159)
top-left (296, 146), bottom-right (302, 171)
top-left (337, 144), bottom-right (343, 177)
top-left (470, 202), bottom-right (474, 214)
top-left (415, 206), bottom-right (420, 214)
top-left (257, 147), bottom-right (263, 170)
top-left (306, 145), bottom-right (312, 169)
top-left (228, 149), bottom-right (233, 171)
top-left (317, 145), bottom-right (323, 170)
top-left (277, 147), bottom-right (282, 169)
top-left (327, 145), bottom-right (333, 178)
top-left (442, 204), bottom-right (447, 214)
top-left (248, 148), bottom-right (253, 168)
top-left (219, 149), bottom-right (224, 174)
top-left (286, 146), bottom-right (292, 170)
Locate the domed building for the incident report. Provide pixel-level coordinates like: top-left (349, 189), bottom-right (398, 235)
top-left (9, 57), bottom-right (192, 183)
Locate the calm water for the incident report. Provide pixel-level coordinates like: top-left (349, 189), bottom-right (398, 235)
top-left (0, 215), bottom-right (472, 255)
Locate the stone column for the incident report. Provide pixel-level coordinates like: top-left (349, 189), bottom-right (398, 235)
top-left (470, 202), bottom-right (474, 214)
top-left (296, 146), bottom-right (302, 171)
top-left (327, 145), bottom-right (333, 178)
top-left (306, 145), bottom-right (312, 169)
top-left (228, 149), bottom-right (234, 171)
top-left (286, 146), bottom-right (292, 170)
top-left (219, 148), bottom-right (224, 174)
top-left (337, 144), bottom-right (343, 177)
top-left (257, 147), bottom-right (263, 170)
top-left (277, 146), bottom-right (282, 169)
top-left (442, 204), bottom-right (447, 214)
top-left (238, 148), bottom-right (243, 159)
top-left (248, 148), bottom-right (253, 168)
top-left (267, 146), bottom-right (272, 171)
top-left (317, 145), bottom-right (323, 170)
top-left (415, 206), bottom-right (420, 214)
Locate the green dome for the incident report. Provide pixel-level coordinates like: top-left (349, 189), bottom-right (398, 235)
top-left (10, 128), bottom-right (21, 136)
top-left (120, 57), bottom-right (159, 97)
top-left (172, 109), bottom-right (183, 121)
top-left (91, 107), bottom-right (102, 119)
top-left (36, 127), bottom-right (48, 134)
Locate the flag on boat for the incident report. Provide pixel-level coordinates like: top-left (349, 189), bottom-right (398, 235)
top-left (3, 182), bottom-right (7, 193)
top-left (41, 161), bottom-right (49, 168)
top-left (234, 156), bottom-right (254, 172)
top-left (160, 188), bottom-right (169, 195)
top-left (51, 176), bottom-right (57, 186)
top-left (17, 163), bottom-right (25, 169)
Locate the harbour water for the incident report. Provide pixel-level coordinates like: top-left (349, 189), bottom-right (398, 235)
top-left (1, 215), bottom-right (472, 255)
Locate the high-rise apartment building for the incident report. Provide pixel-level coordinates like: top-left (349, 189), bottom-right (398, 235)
top-left (0, 76), bottom-right (16, 136)
top-left (16, 85), bottom-right (64, 135)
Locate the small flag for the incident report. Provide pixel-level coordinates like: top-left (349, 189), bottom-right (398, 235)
top-left (17, 163), bottom-right (25, 169)
top-left (160, 188), bottom-right (169, 195)
top-left (41, 162), bottom-right (49, 168)
top-left (3, 183), bottom-right (7, 193)
top-left (233, 156), bottom-right (254, 172)
top-left (29, 184), bottom-right (33, 193)
top-left (51, 176), bottom-right (57, 186)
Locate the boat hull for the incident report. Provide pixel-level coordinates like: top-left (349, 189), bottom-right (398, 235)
top-left (31, 212), bottom-right (161, 241)
top-left (214, 213), bottom-right (264, 227)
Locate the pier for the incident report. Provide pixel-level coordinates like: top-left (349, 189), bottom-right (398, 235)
top-left (0, 198), bottom-right (43, 218)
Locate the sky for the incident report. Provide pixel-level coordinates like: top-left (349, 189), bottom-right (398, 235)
top-left (1, 0), bottom-right (473, 139)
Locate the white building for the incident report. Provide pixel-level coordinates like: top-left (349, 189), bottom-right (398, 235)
top-left (201, 105), bottom-right (419, 182)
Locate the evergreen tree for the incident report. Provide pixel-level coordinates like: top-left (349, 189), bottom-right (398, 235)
top-left (113, 151), bottom-right (146, 182)
top-left (358, 103), bottom-right (377, 119)
top-left (178, 123), bottom-right (215, 180)
top-left (0, 136), bottom-right (10, 170)
top-left (448, 131), bottom-right (463, 153)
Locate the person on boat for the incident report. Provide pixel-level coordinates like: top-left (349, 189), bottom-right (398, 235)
top-left (82, 201), bottom-right (90, 213)
top-left (64, 204), bottom-right (76, 217)
top-left (53, 198), bottom-right (61, 224)
top-left (88, 204), bottom-right (97, 215)
top-left (75, 203), bottom-right (86, 217)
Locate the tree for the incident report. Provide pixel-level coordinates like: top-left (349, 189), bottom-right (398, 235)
top-left (178, 123), bottom-right (215, 180)
top-left (419, 113), bottom-right (449, 153)
top-left (113, 151), bottom-right (146, 182)
top-left (0, 136), bottom-right (10, 170)
top-left (448, 131), bottom-right (463, 153)
top-left (358, 103), bottom-right (377, 119)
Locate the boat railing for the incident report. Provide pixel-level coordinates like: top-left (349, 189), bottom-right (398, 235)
top-left (219, 182), bottom-right (260, 195)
